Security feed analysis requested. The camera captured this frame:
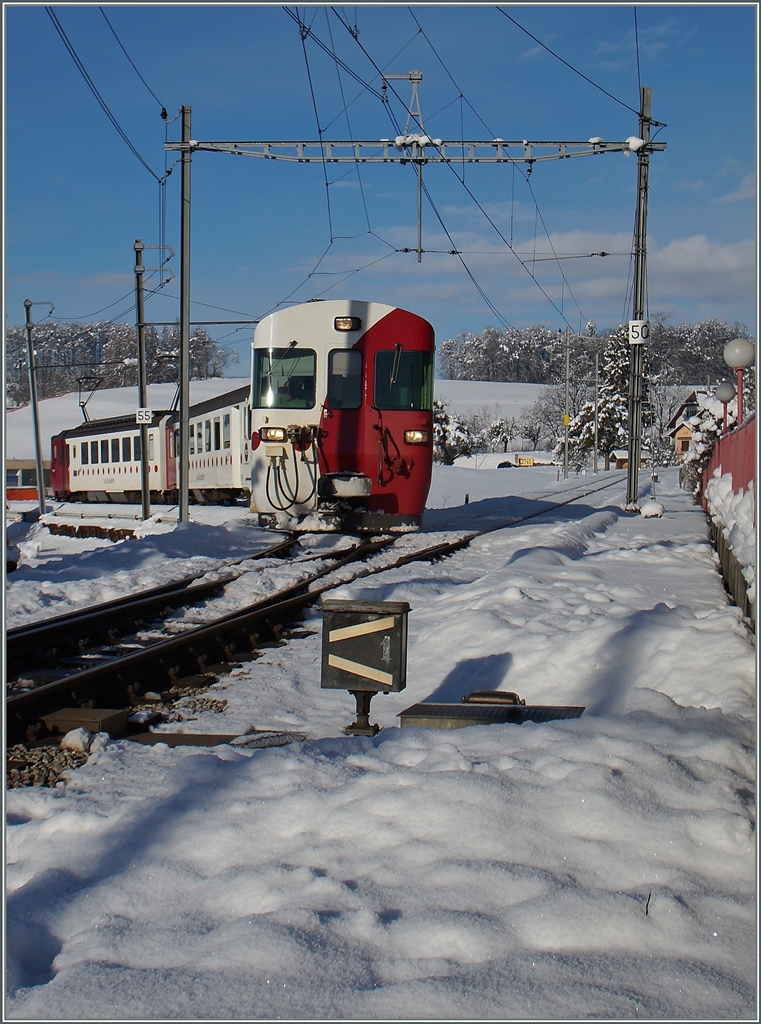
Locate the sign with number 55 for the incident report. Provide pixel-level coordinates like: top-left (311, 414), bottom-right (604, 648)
top-left (628, 320), bottom-right (650, 344)
top-left (136, 408), bottom-right (153, 424)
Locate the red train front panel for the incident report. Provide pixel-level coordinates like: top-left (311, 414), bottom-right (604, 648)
top-left (249, 300), bottom-right (435, 530)
top-left (317, 307), bottom-right (434, 521)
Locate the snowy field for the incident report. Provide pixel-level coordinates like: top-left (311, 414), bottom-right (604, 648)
top-left (4, 466), bottom-right (757, 1020)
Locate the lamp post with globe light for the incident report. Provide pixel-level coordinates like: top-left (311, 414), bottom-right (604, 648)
top-left (723, 339), bottom-right (755, 426)
top-left (714, 380), bottom-right (736, 435)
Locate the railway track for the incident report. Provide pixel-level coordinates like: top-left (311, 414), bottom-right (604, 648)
top-left (7, 473), bottom-right (632, 753)
top-left (6, 533), bottom-right (298, 681)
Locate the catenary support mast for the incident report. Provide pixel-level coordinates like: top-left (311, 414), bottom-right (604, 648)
top-left (133, 240), bottom-right (151, 521)
top-left (626, 87), bottom-right (651, 507)
top-left (179, 105), bottom-right (192, 523)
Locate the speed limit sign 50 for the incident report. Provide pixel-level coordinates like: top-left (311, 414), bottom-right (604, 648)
top-left (628, 320), bottom-right (650, 344)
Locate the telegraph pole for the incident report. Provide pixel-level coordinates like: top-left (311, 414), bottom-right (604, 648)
top-left (23, 300), bottom-right (49, 515)
top-left (179, 105), bottom-right (192, 523)
top-left (626, 86), bottom-right (652, 507)
top-left (133, 240), bottom-right (151, 521)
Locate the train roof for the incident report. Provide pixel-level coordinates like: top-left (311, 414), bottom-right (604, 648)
top-left (53, 412), bottom-right (177, 440)
top-left (189, 384), bottom-right (250, 419)
top-left (52, 385), bottom-right (252, 440)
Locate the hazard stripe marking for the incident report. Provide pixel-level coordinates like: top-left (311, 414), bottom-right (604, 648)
top-left (328, 654), bottom-right (393, 687)
top-left (328, 616), bottom-right (395, 643)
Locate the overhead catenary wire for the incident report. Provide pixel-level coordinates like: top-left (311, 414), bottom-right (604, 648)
top-left (633, 7), bottom-right (642, 99)
top-left (324, 8), bottom-right (373, 235)
top-left (45, 6), bottom-right (162, 182)
top-left (496, 6), bottom-right (666, 127)
top-left (296, 9), bottom-right (335, 242)
top-left (98, 6), bottom-right (167, 115)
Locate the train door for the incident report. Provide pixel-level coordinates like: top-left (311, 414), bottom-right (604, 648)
top-left (50, 436), bottom-right (69, 497)
top-left (317, 348), bottom-right (363, 478)
top-left (166, 421), bottom-right (177, 489)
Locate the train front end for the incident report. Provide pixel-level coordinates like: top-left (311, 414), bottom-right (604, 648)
top-left (249, 299), bottom-right (434, 532)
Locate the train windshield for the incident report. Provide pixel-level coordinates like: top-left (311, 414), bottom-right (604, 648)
top-left (374, 349), bottom-right (433, 410)
top-left (252, 348), bottom-right (316, 409)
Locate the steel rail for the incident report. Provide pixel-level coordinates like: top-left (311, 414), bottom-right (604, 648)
top-left (6, 534), bottom-right (298, 673)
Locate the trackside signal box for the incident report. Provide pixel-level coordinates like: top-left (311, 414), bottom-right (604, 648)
top-left (321, 599), bottom-right (410, 736)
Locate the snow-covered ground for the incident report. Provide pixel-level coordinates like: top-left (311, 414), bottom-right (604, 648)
top-left (5, 466), bottom-right (756, 1020)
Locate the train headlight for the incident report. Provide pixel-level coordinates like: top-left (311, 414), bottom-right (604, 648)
top-left (404, 429), bottom-right (430, 445)
top-left (334, 316), bottom-right (362, 332)
top-left (259, 426), bottom-right (287, 443)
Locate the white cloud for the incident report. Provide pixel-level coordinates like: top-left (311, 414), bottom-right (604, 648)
top-left (648, 236), bottom-right (755, 300)
top-left (714, 175), bottom-right (755, 204)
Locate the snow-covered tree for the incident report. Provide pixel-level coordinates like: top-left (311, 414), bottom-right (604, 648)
top-left (561, 325), bottom-right (631, 469)
top-left (5, 320), bottom-right (234, 404)
top-left (432, 400), bottom-right (474, 464)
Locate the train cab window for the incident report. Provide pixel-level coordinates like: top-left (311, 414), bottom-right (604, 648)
top-left (252, 348), bottom-right (316, 409)
top-left (374, 349), bottom-right (433, 411)
top-left (223, 414), bottom-right (231, 449)
top-left (134, 434), bottom-right (142, 461)
top-left (81, 443), bottom-right (89, 465)
top-left (90, 441), bottom-right (99, 464)
top-left (170, 427), bottom-right (177, 459)
top-left (72, 445), bottom-right (77, 459)
top-left (205, 420), bottom-right (211, 452)
top-left (111, 438), bottom-right (120, 462)
top-left (122, 436), bottom-right (131, 462)
top-left (189, 424), bottom-right (195, 455)
top-left (327, 349), bottom-right (362, 409)
top-left (101, 439), bottom-right (109, 463)
top-left (213, 417), bottom-right (221, 451)
top-left (148, 434), bottom-right (155, 461)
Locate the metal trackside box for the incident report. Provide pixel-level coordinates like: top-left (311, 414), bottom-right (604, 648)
top-left (321, 599), bottom-right (410, 693)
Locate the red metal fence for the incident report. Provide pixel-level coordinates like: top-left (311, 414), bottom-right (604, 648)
top-left (702, 413), bottom-right (756, 505)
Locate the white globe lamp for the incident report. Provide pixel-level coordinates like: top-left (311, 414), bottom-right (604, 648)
top-left (723, 339), bottom-right (755, 425)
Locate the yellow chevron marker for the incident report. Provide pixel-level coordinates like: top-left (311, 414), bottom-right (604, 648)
top-left (328, 654), bottom-right (393, 687)
top-left (328, 616), bottom-right (395, 643)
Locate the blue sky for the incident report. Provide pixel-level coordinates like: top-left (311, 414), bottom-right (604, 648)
top-left (4, 3), bottom-right (757, 374)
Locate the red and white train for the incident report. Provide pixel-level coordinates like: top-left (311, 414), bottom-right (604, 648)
top-left (50, 386), bottom-right (252, 505)
top-left (250, 299), bottom-right (435, 531)
top-left (50, 299), bottom-right (436, 531)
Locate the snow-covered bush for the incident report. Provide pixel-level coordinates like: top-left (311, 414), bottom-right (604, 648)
top-left (704, 471), bottom-right (755, 605)
top-left (681, 392), bottom-right (737, 497)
